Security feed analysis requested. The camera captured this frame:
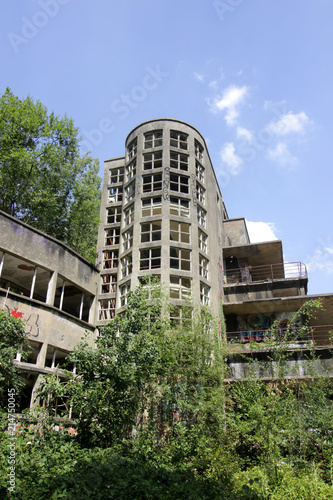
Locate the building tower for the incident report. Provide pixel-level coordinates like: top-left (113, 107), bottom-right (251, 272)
top-left (96, 119), bottom-right (228, 329)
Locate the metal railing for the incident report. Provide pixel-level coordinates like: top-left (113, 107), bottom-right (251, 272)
top-left (224, 262), bottom-right (307, 285)
top-left (227, 325), bottom-right (333, 347)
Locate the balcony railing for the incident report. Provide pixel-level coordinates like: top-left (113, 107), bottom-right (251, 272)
top-left (224, 262), bottom-right (307, 285)
top-left (227, 325), bottom-right (333, 347)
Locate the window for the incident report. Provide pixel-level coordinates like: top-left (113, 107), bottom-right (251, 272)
top-left (124, 204), bottom-right (134, 226)
top-left (101, 274), bottom-right (117, 294)
top-left (170, 248), bottom-right (191, 271)
top-left (121, 253), bottom-right (133, 278)
top-left (105, 227), bottom-right (120, 246)
top-left (109, 167), bottom-right (124, 184)
top-left (196, 183), bottom-right (205, 205)
top-left (195, 140), bottom-right (204, 161)
top-left (200, 283), bottom-right (210, 305)
top-left (103, 250), bottom-right (118, 269)
top-left (108, 186), bottom-right (123, 204)
top-left (143, 151), bottom-right (162, 170)
top-left (197, 206), bottom-right (206, 228)
top-left (142, 196), bottom-right (162, 217)
top-left (138, 275), bottom-right (161, 299)
top-left (198, 229), bottom-right (208, 253)
top-left (170, 221), bottom-right (190, 243)
top-left (170, 276), bottom-right (191, 299)
top-left (170, 130), bottom-right (188, 150)
top-left (107, 206), bottom-right (122, 224)
top-left (170, 152), bottom-right (188, 171)
top-left (125, 181), bottom-right (136, 204)
top-left (170, 173), bottom-right (189, 194)
top-left (169, 197), bottom-right (190, 218)
top-left (196, 161), bottom-right (205, 182)
top-left (127, 138), bottom-right (137, 160)
top-left (99, 298), bottom-right (116, 320)
top-left (122, 227), bottom-right (133, 251)
top-left (120, 281), bottom-right (131, 307)
top-left (126, 159), bottom-right (136, 182)
top-left (143, 173), bottom-right (162, 192)
top-left (144, 130), bottom-right (163, 149)
top-left (199, 255), bottom-right (209, 279)
top-left (170, 305), bottom-right (192, 327)
top-left (140, 248), bottom-right (161, 270)
top-left (141, 221), bottom-right (162, 243)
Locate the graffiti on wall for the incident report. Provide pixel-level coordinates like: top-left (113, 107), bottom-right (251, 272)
top-left (2, 304), bottom-right (43, 338)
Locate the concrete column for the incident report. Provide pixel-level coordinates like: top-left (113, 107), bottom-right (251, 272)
top-left (46, 271), bottom-right (58, 306)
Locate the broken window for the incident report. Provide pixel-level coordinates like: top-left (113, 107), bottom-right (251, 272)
top-left (53, 276), bottom-right (93, 322)
top-left (143, 173), bottom-right (162, 192)
top-left (170, 276), bottom-right (191, 299)
top-left (170, 221), bottom-right (190, 243)
top-left (170, 130), bottom-right (188, 150)
top-left (108, 186), bottom-right (123, 204)
top-left (0, 252), bottom-right (50, 303)
top-left (120, 281), bottom-right (131, 307)
top-left (198, 229), bottom-right (208, 253)
top-left (127, 138), bottom-right (137, 160)
top-left (197, 206), bottom-right (206, 228)
top-left (122, 227), bottom-right (133, 251)
top-left (141, 196), bottom-right (162, 217)
top-left (101, 274), bottom-right (117, 294)
top-left (109, 167), bottom-right (124, 184)
top-left (126, 159), bottom-right (136, 182)
top-left (170, 173), bottom-right (189, 194)
top-left (106, 206), bottom-right (122, 224)
top-left (170, 248), bottom-right (191, 271)
top-left (143, 151), bottom-right (163, 170)
top-left (121, 253), bottom-right (133, 278)
top-left (170, 151), bottom-right (188, 171)
top-left (105, 227), bottom-right (120, 246)
top-left (195, 139), bottom-right (204, 161)
top-left (99, 298), bottom-right (116, 320)
top-left (169, 197), bottom-right (190, 218)
top-left (141, 221), bottom-right (162, 243)
top-left (124, 204), bottom-right (135, 226)
top-left (199, 255), bottom-right (209, 279)
top-left (144, 130), bottom-right (163, 149)
top-left (103, 250), bottom-right (118, 269)
top-left (140, 248), bottom-right (161, 270)
top-left (200, 282), bottom-right (210, 305)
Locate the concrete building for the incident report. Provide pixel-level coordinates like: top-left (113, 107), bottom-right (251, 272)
top-left (1, 118), bottom-right (332, 411)
top-left (0, 210), bottom-right (99, 411)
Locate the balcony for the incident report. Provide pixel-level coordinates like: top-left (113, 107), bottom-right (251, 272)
top-left (226, 325), bottom-right (333, 351)
top-left (224, 262), bottom-right (307, 285)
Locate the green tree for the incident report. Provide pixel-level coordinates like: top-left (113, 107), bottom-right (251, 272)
top-left (0, 310), bottom-right (27, 409)
top-left (0, 87), bottom-right (101, 263)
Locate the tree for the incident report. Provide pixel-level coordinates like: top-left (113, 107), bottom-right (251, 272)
top-left (0, 88), bottom-right (101, 263)
top-left (0, 310), bottom-right (27, 409)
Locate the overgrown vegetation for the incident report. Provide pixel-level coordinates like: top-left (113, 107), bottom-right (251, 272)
top-left (0, 287), bottom-right (332, 499)
top-left (0, 88), bottom-right (101, 263)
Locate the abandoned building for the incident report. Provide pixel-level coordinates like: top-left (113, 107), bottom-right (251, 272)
top-left (1, 118), bottom-right (333, 410)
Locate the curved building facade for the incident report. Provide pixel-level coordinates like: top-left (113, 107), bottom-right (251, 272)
top-left (97, 119), bottom-right (229, 330)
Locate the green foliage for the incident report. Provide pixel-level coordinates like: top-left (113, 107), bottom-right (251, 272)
top-left (2, 294), bottom-right (332, 498)
top-left (0, 310), bottom-right (27, 408)
top-left (0, 87), bottom-right (101, 262)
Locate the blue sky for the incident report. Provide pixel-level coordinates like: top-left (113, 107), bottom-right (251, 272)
top-left (1, 0), bottom-right (333, 294)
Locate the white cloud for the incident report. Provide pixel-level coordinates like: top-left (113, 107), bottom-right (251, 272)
top-left (209, 80), bottom-right (218, 89)
top-left (208, 84), bottom-right (249, 126)
top-left (267, 142), bottom-right (298, 167)
top-left (246, 221), bottom-right (278, 243)
top-left (220, 142), bottom-right (243, 175)
top-left (194, 72), bottom-right (205, 82)
top-left (306, 247), bottom-right (333, 274)
top-left (267, 111), bottom-right (309, 136)
top-left (236, 126), bottom-right (253, 142)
